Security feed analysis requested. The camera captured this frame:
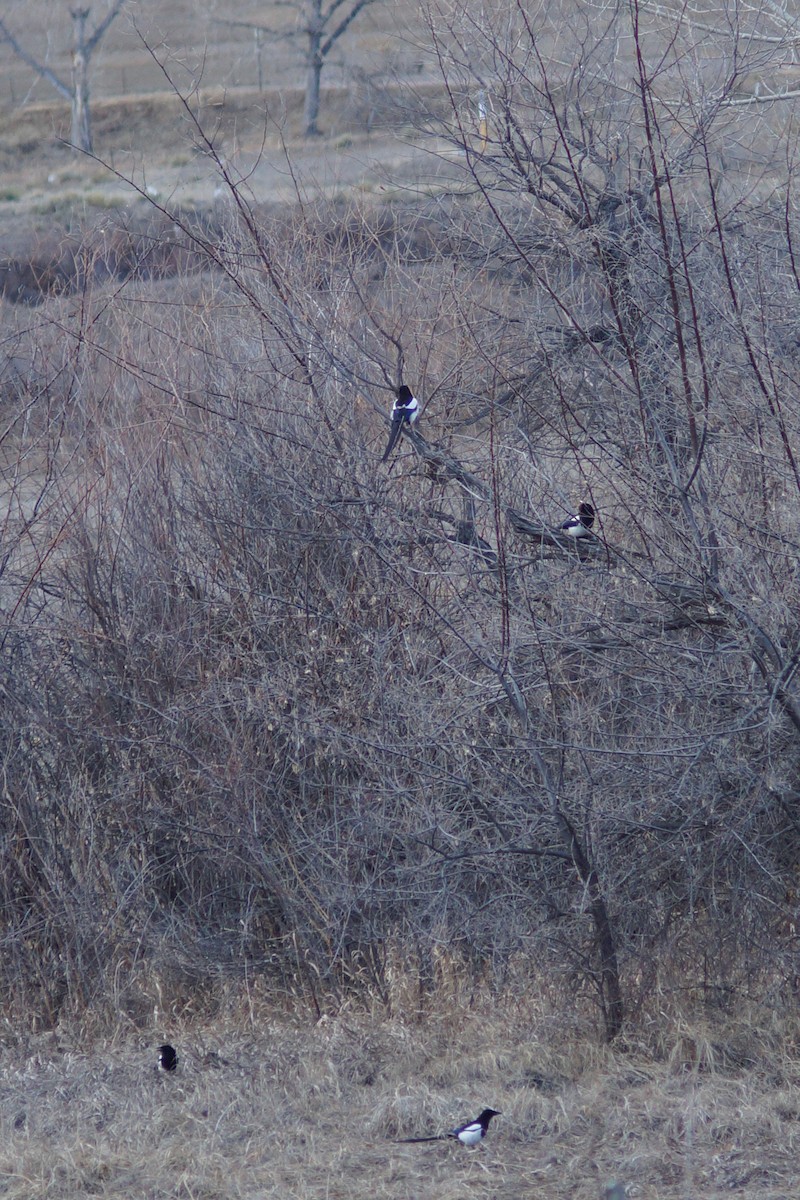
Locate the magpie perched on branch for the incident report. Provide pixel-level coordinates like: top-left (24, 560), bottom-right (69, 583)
top-left (158, 1043), bottom-right (178, 1072)
top-left (397, 1107), bottom-right (501, 1147)
top-left (561, 502), bottom-right (595, 537)
top-left (381, 384), bottom-right (419, 462)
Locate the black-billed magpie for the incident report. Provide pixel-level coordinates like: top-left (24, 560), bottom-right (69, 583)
top-left (561, 502), bottom-right (595, 537)
top-left (381, 384), bottom-right (419, 462)
top-left (158, 1043), bottom-right (178, 1072)
top-left (397, 1107), bottom-right (501, 1147)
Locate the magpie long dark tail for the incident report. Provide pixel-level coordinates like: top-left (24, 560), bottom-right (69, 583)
top-left (380, 420), bottom-right (403, 463)
top-left (395, 1135), bottom-right (447, 1143)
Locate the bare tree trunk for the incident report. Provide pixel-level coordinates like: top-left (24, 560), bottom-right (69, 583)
top-left (555, 811), bottom-right (624, 1042)
top-left (303, 0), bottom-right (324, 138)
top-left (497, 683), bottom-right (625, 1041)
top-left (70, 8), bottom-right (92, 153)
top-left (304, 40), bottom-right (323, 137)
top-left (300, 0), bottom-right (377, 136)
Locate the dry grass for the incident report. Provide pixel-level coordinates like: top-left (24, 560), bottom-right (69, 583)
top-left (1, 992), bottom-right (798, 1200)
top-left (0, 80), bottom-right (461, 222)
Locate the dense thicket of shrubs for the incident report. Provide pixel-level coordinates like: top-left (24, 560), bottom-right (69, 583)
top-left (2, 0), bottom-right (800, 1036)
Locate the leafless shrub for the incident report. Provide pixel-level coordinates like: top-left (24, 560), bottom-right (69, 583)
top-left (2, 5), bottom-right (800, 1042)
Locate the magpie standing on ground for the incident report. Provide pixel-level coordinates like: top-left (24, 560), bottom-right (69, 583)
top-left (158, 1043), bottom-right (178, 1072)
top-left (561, 502), bottom-right (595, 537)
top-left (397, 1107), bottom-right (501, 1147)
top-left (381, 384), bottom-right (419, 462)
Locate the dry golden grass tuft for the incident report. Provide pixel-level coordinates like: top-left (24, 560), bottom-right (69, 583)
top-left (1, 993), bottom-right (799, 1200)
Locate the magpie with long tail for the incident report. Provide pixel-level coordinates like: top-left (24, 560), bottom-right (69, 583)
top-left (397, 1107), bottom-right (501, 1147)
top-left (380, 384), bottom-right (419, 462)
top-left (561, 502), bottom-right (595, 537)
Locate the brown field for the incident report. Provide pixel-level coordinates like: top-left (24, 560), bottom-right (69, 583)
top-left (2, 995), bottom-right (799, 1200)
top-left (0, 0), bottom-right (443, 220)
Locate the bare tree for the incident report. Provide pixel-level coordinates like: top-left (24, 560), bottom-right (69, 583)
top-left (217, 0), bottom-right (381, 137)
top-left (0, 2), bottom-right (126, 152)
top-left (392, 0), bottom-right (800, 1033)
top-left (300, 0), bottom-right (380, 134)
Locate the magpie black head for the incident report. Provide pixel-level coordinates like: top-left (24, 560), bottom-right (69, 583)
top-left (158, 1043), bottom-right (178, 1072)
top-left (397, 384), bottom-right (414, 404)
top-left (476, 1107), bottom-right (501, 1127)
top-left (577, 502), bottom-right (595, 526)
